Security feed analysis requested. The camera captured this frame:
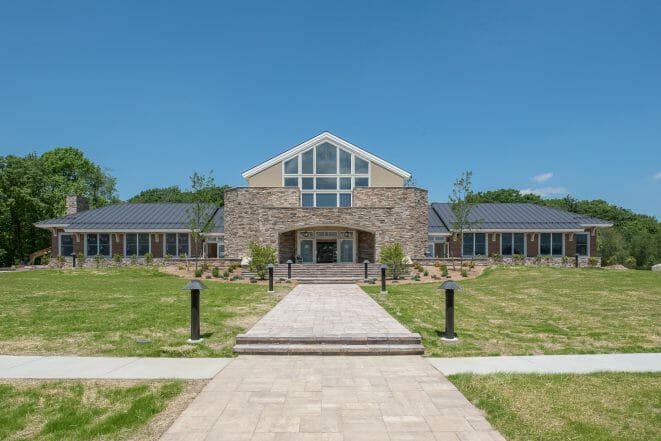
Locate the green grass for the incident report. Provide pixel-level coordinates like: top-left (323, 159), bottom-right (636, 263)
top-left (0, 379), bottom-right (185, 441)
top-left (450, 372), bottom-right (661, 441)
top-left (363, 266), bottom-right (661, 356)
top-left (0, 267), bottom-right (287, 357)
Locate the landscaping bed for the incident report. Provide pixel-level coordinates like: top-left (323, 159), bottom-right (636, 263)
top-left (363, 266), bottom-right (661, 356)
top-left (0, 268), bottom-right (288, 357)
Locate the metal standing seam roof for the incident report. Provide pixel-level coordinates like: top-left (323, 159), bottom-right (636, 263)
top-left (430, 203), bottom-right (612, 231)
top-left (35, 203), bottom-right (224, 233)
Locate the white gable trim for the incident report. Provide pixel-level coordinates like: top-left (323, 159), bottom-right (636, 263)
top-left (241, 132), bottom-right (412, 180)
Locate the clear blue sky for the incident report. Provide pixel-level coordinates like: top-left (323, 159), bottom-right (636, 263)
top-left (1, 1), bottom-right (659, 217)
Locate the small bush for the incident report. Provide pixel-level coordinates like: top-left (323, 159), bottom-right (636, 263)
top-left (130, 255), bottom-right (138, 266)
top-left (533, 255), bottom-right (542, 265)
top-left (379, 243), bottom-right (407, 280)
top-left (431, 274), bottom-right (439, 280)
top-left (561, 255), bottom-right (571, 266)
top-left (624, 256), bottom-right (637, 269)
top-left (491, 253), bottom-right (503, 263)
top-left (412, 274), bottom-right (421, 281)
top-left (94, 254), bottom-right (103, 268)
top-left (512, 254), bottom-right (524, 266)
top-left (144, 252), bottom-right (153, 265)
top-left (113, 253), bottom-right (122, 265)
top-left (231, 275), bottom-right (240, 281)
top-left (248, 242), bottom-right (277, 280)
top-left (423, 270), bottom-right (429, 277)
top-left (77, 256), bottom-right (85, 268)
top-left (441, 268), bottom-right (449, 277)
top-left (222, 270), bottom-right (230, 278)
top-left (587, 257), bottom-right (599, 268)
top-left (211, 267), bottom-right (220, 278)
top-left (606, 255), bottom-right (619, 266)
top-left (461, 269), bottom-right (468, 277)
top-left (249, 277), bottom-right (257, 283)
top-left (164, 254), bottom-right (173, 265)
top-left (194, 268), bottom-right (203, 278)
top-left (57, 255), bottom-right (66, 269)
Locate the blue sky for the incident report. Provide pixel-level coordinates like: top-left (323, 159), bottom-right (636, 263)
top-left (1, 1), bottom-right (659, 217)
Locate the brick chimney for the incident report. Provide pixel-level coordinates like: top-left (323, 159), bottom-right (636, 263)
top-left (66, 195), bottom-right (89, 215)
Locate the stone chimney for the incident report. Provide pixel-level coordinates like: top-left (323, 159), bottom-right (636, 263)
top-left (66, 195), bottom-right (89, 215)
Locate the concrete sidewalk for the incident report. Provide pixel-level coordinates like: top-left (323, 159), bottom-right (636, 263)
top-left (0, 355), bottom-right (232, 379)
top-left (430, 353), bottom-right (661, 375)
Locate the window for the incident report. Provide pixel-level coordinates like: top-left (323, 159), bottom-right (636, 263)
top-left (125, 233), bottom-right (151, 257)
top-left (217, 237), bottom-right (225, 258)
top-left (427, 235), bottom-right (447, 258)
top-left (540, 233), bottom-right (564, 256)
top-left (501, 233), bottom-right (525, 256)
top-left (60, 234), bottom-right (74, 256)
top-left (463, 233), bottom-right (486, 257)
top-left (86, 233), bottom-right (110, 256)
top-left (575, 233), bottom-right (589, 256)
top-left (283, 142), bottom-right (370, 207)
top-left (165, 233), bottom-right (190, 257)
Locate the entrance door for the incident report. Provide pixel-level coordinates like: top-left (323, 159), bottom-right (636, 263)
top-left (316, 241), bottom-right (337, 263)
top-left (300, 240), bottom-right (313, 263)
top-left (340, 239), bottom-right (354, 263)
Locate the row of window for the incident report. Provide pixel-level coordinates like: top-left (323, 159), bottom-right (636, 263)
top-left (284, 176), bottom-right (369, 190)
top-left (283, 143), bottom-right (370, 175)
top-left (461, 232), bottom-right (589, 257)
top-left (60, 233), bottom-right (191, 257)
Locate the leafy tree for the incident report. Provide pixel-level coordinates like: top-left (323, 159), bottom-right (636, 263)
top-left (248, 242), bottom-right (277, 279)
top-left (129, 185), bottom-right (230, 205)
top-left (449, 171), bottom-right (480, 268)
top-left (379, 243), bottom-right (407, 280)
top-left (187, 172), bottom-right (221, 270)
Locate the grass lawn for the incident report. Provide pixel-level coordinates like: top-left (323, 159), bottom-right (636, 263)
top-left (363, 266), bottom-right (661, 356)
top-left (0, 379), bottom-right (198, 441)
top-left (450, 372), bottom-right (661, 441)
top-left (0, 267), bottom-right (287, 357)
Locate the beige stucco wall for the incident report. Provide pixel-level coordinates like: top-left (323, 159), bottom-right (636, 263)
top-left (370, 163), bottom-right (405, 187)
top-left (247, 162), bottom-right (282, 187)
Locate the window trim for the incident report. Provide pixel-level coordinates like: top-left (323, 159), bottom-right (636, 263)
top-left (500, 232), bottom-right (526, 256)
top-left (575, 233), bottom-right (590, 257)
top-left (164, 233), bottom-right (190, 258)
top-left (539, 232), bottom-right (565, 256)
top-left (124, 233), bottom-right (152, 257)
top-left (84, 233), bottom-right (111, 257)
top-left (462, 232), bottom-right (487, 257)
top-left (59, 233), bottom-right (74, 257)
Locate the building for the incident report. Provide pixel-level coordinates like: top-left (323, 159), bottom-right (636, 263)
top-left (35, 132), bottom-right (612, 267)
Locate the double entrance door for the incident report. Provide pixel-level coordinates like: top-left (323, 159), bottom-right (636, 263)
top-left (299, 231), bottom-right (355, 263)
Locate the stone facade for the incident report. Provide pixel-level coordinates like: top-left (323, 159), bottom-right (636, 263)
top-left (66, 195), bottom-right (89, 215)
top-left (224, 186), bottom-right (429, 262)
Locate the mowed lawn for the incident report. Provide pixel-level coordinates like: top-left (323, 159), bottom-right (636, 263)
top-left (363, 267), bottom-right (661, 356)
top-left (0, 379), bottom-right (195, 441)
top-left (0, 268), bottom-right (287, 357)
top-left (451, 372), bottom-right (661, 441)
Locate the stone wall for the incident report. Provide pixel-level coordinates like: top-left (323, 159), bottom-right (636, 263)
top-left (224, 187), bottom-right (429, 261)
top-left (357, 231), bottom-right (375, 263)
top-left (278, 231), bottom-right (296, 263)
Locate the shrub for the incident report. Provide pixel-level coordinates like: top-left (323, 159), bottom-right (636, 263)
top-left (512, 254), bottom-right (525, 266)
top-left (144, 252), bottom-right (153, 265)
top-left (94, 254), bottom-right (103, 268)
top-left (469, 260), bottom-right (476, 269)
top-left (249, 277), bottom-right (257, 284)
top-left (491, 253), bottom-right (503, 263)
top-left (431, 274), bottom-right (439, 280)
top-left (412, 274), bottom-right (421, 281)
top-left (212, 266), bottom-right (220, 278)
top-left (533, 255), bottom-right (542, 265)
top-left (423, 270), bottom-right (429, 277)
top-left (624, 256), bottom-right (637, 269)
top-left (164, 254), bottom-right (173, 265)
top-left (77, 256), bottom-right (85, 268)
top-left (587, 257), bottom-right (599, 268)
top-left (130, 255), bottom-right (138, 266)
top-left (439, 264), bottom-right (448, 272)
top-left (113, 253), bottom-right (122, 265)
top-left (248, 242), bottom-right (277, 280)
top-left (231, 275), bottom-right (240, 281)
top-left (194, 268), bottom-right (203, 278)
top-left (461, 269), bottom-right (468, 277)
top-left (441, 267), bottom-right (449, 277)
top-left (57, 255), bottom-right (66, 269)
top-left (379, 243), bottom-right (407, 280)
top-left (606, 255), bottom-right (619, 266)
top-left (561, 255), bottom-right (571, 266)
top-left (222, 270), bottom-right (230, 278)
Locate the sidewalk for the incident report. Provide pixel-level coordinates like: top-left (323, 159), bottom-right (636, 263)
top-left (0, 355), bottom-right (231, 379)
top-left (429, 353), bottom-right (661, 375)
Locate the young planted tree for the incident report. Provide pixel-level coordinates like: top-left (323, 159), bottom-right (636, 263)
top-left (379, 243), bottom-right (407, 280)
top-left (248, 242), bottom-right (277, 280)
top-left (449, 170), bottom-right (480, 269)
top-left (187, 171), bottom-right (221, 271)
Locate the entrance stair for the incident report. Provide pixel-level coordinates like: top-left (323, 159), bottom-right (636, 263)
top-left (243, 263), bottom-right (382, 284)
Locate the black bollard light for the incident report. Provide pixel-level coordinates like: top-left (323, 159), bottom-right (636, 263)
top-left (267, 263), bottom-right (274, 293)
top-left (575, 254), bottom-right (579, 268)
top-left (439, 280), bottom-right (461, 342)
top-left (364, 260), bottom-right (369, 279)
top-left (183, 279), bottom-right (208, 343)
top-left (380, 264), bottom-right (387, 294)
top-left (286, 259), bottom-right (293, 280)
top-left (71, 252), bottom-right (77, 268)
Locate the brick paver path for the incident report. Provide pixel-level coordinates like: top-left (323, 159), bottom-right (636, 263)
top-left (160, 355), bottom-right (505, 441)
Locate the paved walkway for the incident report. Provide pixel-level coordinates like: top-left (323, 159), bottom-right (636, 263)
top-left (160, 355), bottom-right (505, 441)
top-left (0, 355), bottom-right (231, 379)
top-left (430, 353), bottom-right (661, 375)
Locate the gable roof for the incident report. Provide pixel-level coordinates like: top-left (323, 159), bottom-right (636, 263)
top-left (241, 132), bottom-right (412, 180)
top-left (430, 203), bottom-right (612, 232)
top-left (35, 203), bottom-right (224, 233)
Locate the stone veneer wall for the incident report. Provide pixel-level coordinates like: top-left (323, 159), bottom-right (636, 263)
top-left (278, 231), bottom-right (296, 263)
top-left (224, 187), bottom-right (429, 261)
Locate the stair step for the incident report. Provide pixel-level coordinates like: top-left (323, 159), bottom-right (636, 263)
top-left (233, 343), bottom-right (425, 355)
top-left (235, 334), bottom-right (422, 345)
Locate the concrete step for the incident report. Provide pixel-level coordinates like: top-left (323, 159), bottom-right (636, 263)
top-left (235, 334), bottom-right (422, 345)
top-left (233, 343), bottom-right (425, 355)
top-left (295, 278), bottom-right (362, 284)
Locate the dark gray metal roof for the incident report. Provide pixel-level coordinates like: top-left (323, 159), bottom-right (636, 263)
top-left (35, 203), bottom-right (224, 233)
top-left (430, 203), bottom-right (612, 231)
top-left (428, 207), bottom-right (450, 234)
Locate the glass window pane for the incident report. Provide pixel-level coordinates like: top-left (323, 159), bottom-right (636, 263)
top-left (552, 233), bottom-right (563, 256)
top-left (540, 233), bottom-right (551, 255)
top-left (339, 193), bottom-right (351, 207)
top-left (315, 142), bottom-right (337, 174)
top-left (355, 157), bottom-right (369, 174)
top-left (301, 149), bottom-right (313, 174)
top-left (284, 177), bottom-right (298, 187)
top-left (463, 233), bottom-right (473, 256)
top-left (87, 234), bottom-right (98, 256)
top-left (178, 233), bottom-right (189, 257)
top-left (576, 233), bottom-right (588, 256)
top-left (340, 240), bottom-right (353, 263)
top-left (316, 193), bottom-right (337, 207)
top-left (316, 177), bottom-right (336, 190)
top-left (99, 234), bottom-right (110, 256)
top-left (284, 157), bottom-right (298, 174)
top-left (339, 177), bottom-right (351, 190)
top-left (354, 177), bottom-right (369, 187)
top-left (138, 233), bottom-right (150, 256)
top-left (300, 240), bottom-right (313, 263)
top-left (513, 233), bottom-right (525, 255)
top-left (126, 234), bottom-right (137, 256)
top-left (427, 243), bottom-right (434, 257)
top-left (60, 235), bottom-right (74, 256)
top-left (302, 193), bottom-right (314, 207)
top-left (501, 233), bottom-right (512, 255)
top-left (301, 177), bottom-right (313, 189)
top-left (475, 233), bottom-right (486, 256)
top-left (165, 233), bottom-right (177, 256)
top-left (339, 150), bottom-right (351, 174)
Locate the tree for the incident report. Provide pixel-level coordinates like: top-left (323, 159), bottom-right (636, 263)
top-left (379, 243), bottom-right (407, 280)
top-left (129, 185), bottom-right (230, 204)
top-left (248, 242), bottom-right (277, 279)
top-left (187, 171), bottom-right (222, 270)
top-left (449, 171), bottom-right (480, 268)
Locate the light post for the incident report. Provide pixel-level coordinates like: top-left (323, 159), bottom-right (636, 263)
top-left (439, 280), bottom-right (461, 342)
top-left (364, 260), bottom-right (369, 279)
top-left (380, 264), bottom-right (387, 294)
top-left (183, 280), bottom-right (208, 343)
top-left (267, 263), bottom-right (274, 293)
top-left (286, 259), bottom-right (293, 280)
top-left (71, 252), bottom-right (77, 268)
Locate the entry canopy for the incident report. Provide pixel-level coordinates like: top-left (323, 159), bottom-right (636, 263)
top-left (183, 280), bottom-right (208, 291)
top-left (440, 280), bottom-right (461, 291)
